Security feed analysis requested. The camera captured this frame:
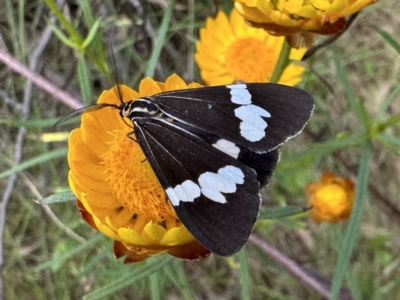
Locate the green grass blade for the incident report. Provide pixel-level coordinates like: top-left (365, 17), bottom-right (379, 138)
top-left (270, 40), bottom-right (290, 84)
top-left (81, 18), bottom-right (102, 50)
top-left (48, 22), bottom-right (79, 49)
top-left (35, 234), bottom-right (104, 271)
top-left (378, 112), bottom-right (400, 132)
top-left (376, 82), bottom-right (400, 121)
top-left (333, 51), bottom-right (371, 129)
top-left (145, 0), bottom-right (175, 78)
top-left (258, 205), bottom-right (309, 220)
top-left (330, 144), bottom-right (371, 300)
top-left (44, 0), bottom-right (83, 44)
top-left (373, 25), bottom-right (400, 55)
top-left (0, 118), bottom-right (60, 128)
top-left (0, 148), bottom-right (68, 179)
top-left (149, 273), bottom-right (161, 300)
top-left (278, 132), bottom-right (367, 171)
top-left (164, 259), bottom-right (193, 300)
top-left (78, 53), bottom-right (92, 105)
top-left (84, 256), bottom-right (173, 300)
top-left (237, 248), bottom-right (251, 300)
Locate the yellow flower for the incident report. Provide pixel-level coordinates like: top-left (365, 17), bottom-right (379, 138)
top-left (69, 74), bottom-right (210, 263)
top-left (306, 172), bottom-right (355, 224)
top-left (195, 9), bottom-right (306, 86)
top-left (234, 0), bottom-right (378, 36)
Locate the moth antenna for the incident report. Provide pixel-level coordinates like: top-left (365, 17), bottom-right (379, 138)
top-left (107, 32), bottom-right (124, 105)
top-left (54, 103), bottom-right (118, 127)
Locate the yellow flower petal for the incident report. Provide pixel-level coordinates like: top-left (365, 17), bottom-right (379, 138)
top-left (161, 227), bottom-right (194, 246)
top-left (195, 9), bottom-right (306, 85)
top-left (68, 75), bottom-right (211, 262)
top-left (118, 227), bottom-right (148, 245)
top-left (234, 0), bottom-right (378, 35)
top-left (143, 222), bottom-right (167, 243)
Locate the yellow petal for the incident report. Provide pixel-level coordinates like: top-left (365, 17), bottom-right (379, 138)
top-left (143, 222), bottom-right (167, 243)
top-left (118, 227), bottom-right (148, 245)
top-left (160, 226), bottom-right (195, 246)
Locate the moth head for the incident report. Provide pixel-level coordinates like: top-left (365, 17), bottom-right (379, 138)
top-left (120, 101), bottom-right (135, 118)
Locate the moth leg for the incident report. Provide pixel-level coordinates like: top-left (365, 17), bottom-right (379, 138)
top-left (126, 131), bottom-right (147, 163)
top-left (127, 131), bottom-right (138, 143)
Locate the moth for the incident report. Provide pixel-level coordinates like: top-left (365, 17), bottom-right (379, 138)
top-left (60, 82), bottom-right (314, 256)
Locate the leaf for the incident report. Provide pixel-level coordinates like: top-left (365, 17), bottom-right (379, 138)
top-left (81, 18), bottom-right (102, 50)
top-left (258, 205), bottom-right (309, 220)
top-left (373, 25), bottom-right (400, 55)
top-left (84, 256), bottom-right (173, 300)
top-left (145, 0), bottom-right (175, 77)
top-left (330, 144), bottom-right (371, 300)
top-left (270, 40), bottom-right (291, 84)
top-left (0, 148), bottom-right (68, 179)
top-left (78, 53), bottom-right (92, 106)
top-left (36, 191), bottom-right (76, 204)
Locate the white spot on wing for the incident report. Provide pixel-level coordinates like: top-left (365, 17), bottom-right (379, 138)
top-left (235, 104), bottom-right (271, 142)
top-left (227, 84), bottom-right (251, 105)
top-left (166, 180), bottom-right (201, 206)
top-left (212, 139), bottom-right (240, 159)
top-left (198, 165), bottom-right (244, 203)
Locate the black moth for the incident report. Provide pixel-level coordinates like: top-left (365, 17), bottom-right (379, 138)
top-left (61, 82), bottom-right (314, 256)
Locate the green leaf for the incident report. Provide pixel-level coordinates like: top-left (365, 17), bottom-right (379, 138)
top-left (373, 25), bottom-right (400, 55)
top-left (81, 18), bottom-right (102, 50)
top-left (376, 134), bottom-right (400, 154)
top-left (0, 118), bottom-right (60, 128)
top-left (378, 112), bottom-right (400, 132)
top-left (278, 132), bottom-right (367, 171)
top-left (35, 234), bottom-right (104, 271)
top-left (270, 40), bottom-right (291, 84)
top-left (330, 144), bottom-right (371, 300)
top-left (84, 256), bottom-right (173, 300)
top-left (376, 82), bottom-right (400, 121)
top-left (258, 205), bottom-right (309, 220)
top-left (333, 51), bottom-right (372, 129)
top-left (78, 53), bottom-right (92, 106)
top-left (237, 248), bottom-right (251, 300)
top-left (0, 148), bottom-right (68, 178)
top-left (164, 260), bottom-right (193, 300)
top-left (36, 191), bottom-right (76, 204)
top-left (45, 0), bottom-right (83, 45)
top-left (48, 22), bottom-right (80, 49)
top-left (149, 273), bottom-right (161, 300)
top-left (145, 0), bottom-right (175, 77)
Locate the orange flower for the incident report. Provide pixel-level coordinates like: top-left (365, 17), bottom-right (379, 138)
top-left (306, 172), bottom-right (355, 224)
top-left (69, 74), bottom-right (210, 262)
top-left (234, 0), bottom-right (378, 47)
top-left (195, 9), bottom-right (306, 86)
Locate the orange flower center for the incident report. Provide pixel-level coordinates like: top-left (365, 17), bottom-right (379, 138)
top-left (225, 37), bottom-right (275, 82)
top-left (102, 129), bottom-right (178, 222)
top-left (314, 184), bottom-right (348, 214)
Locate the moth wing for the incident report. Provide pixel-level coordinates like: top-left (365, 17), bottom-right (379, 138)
top-left (134, 119), bottom-right (261, 256)
top-left (151, 83), bottom-right (314, 153)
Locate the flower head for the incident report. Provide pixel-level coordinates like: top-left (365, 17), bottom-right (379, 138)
top-left (195, 9), bottom-right (306, 86)
top-left (69, 74), bottom-right (210, 262)
top-left (306, 172), bottom-right (355, 224)
top-left (234, 0), bottom-right (378, 38)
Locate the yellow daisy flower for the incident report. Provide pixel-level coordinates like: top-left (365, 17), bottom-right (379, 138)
top-left (195, 9), bottom-right (306, 86)
top-left (306, 172), bottom-right (355, 224)
top-left (234, 0), bottom-right (378, 36)
top-left (69, 74), bottom-right (210, 263)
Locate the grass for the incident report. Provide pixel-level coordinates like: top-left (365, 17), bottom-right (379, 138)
top-left (1, 0), bottom-right (400, 299)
